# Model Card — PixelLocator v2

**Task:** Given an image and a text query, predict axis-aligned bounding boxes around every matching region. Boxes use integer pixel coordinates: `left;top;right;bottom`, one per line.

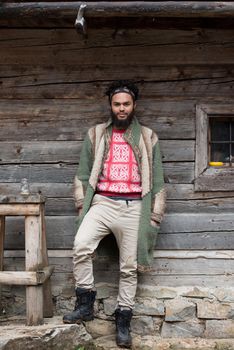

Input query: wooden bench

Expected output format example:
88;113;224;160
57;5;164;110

0;195;54;325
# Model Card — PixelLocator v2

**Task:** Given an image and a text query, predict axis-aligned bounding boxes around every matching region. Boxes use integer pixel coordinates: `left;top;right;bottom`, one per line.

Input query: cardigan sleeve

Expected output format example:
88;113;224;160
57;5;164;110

74;131;93;209
151;140;166;223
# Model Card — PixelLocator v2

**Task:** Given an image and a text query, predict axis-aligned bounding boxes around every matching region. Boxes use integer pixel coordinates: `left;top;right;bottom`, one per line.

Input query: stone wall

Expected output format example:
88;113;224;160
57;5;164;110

56;283;234;340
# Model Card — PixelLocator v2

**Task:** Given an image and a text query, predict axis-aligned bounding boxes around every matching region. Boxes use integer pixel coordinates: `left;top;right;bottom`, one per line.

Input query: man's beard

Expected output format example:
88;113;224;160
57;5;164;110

111;109;135;129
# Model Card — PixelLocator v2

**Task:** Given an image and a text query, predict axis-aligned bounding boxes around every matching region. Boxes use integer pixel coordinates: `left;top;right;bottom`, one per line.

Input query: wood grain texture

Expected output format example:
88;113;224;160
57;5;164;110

1;65;234;99
25;215;43;325
1;28;234;65
3;214;234;250
0;140;194;163
0;99;195;140
1;23;234;297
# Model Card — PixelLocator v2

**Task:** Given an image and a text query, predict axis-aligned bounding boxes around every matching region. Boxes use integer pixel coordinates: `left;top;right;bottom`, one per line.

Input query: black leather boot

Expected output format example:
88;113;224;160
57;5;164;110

63;288;96;324
115;308;133;348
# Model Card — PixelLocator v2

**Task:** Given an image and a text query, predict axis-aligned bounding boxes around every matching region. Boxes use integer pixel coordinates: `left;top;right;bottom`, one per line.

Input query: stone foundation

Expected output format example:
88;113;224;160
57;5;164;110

1;283;234;347
57;283;234;340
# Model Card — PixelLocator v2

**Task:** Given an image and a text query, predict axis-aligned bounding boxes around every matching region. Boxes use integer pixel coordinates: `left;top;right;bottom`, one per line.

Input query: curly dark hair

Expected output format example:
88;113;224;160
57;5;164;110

105;80;139;103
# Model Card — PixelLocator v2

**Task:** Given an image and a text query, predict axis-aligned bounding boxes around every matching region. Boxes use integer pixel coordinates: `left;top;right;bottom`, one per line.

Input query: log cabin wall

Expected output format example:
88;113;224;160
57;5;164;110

0;12;234;322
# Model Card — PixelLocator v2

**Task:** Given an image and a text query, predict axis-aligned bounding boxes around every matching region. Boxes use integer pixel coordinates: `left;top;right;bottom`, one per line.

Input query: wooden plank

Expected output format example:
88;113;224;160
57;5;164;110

161;213;234;233
0;183;233;201
0;182;73;198
157;232;234;250
137;274;234;288
1;30;234;65
0;99;195;140
1;28;234;50
153;250;234;259
163;162;194;184
4;229;234;251
93;256;234;275
0;204;40;216
0;164;77;183
166;198;234;213
195;170;234;192
30;196;234;216
0;141;81;164
166;184;234;200
0;216;5;303
0;271;38;285
195;104;208;179
4;253;234;276
5;216;77;250
40;205;53;317
0;140;194;163
0;162;193;184
4;214;234;250
3;255;234;294
8;212;234;234
1;2;234;21
25;215;43;325
1;65;234;100
0;217;5;271
5;249;234;260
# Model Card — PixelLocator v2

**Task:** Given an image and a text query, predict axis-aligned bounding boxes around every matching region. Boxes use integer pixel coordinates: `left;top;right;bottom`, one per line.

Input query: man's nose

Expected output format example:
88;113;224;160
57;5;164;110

120;104;125;111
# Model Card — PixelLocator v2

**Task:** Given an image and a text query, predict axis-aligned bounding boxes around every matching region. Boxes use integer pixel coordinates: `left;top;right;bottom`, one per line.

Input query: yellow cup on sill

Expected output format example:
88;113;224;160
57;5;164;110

209;161;224;166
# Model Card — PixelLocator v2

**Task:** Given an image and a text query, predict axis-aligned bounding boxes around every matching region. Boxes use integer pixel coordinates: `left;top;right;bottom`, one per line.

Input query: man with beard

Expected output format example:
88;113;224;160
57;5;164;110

63;80;166;348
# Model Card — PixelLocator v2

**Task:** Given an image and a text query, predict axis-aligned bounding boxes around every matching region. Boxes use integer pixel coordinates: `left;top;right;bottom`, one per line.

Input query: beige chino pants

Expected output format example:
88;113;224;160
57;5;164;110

73;194;142;308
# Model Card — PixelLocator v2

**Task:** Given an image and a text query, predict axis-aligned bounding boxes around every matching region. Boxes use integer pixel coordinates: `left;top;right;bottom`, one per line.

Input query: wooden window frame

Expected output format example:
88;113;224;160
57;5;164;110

195;104;234;192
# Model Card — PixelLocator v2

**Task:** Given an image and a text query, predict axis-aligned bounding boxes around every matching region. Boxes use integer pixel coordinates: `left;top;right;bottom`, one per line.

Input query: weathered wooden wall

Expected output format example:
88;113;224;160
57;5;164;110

0;24;234;300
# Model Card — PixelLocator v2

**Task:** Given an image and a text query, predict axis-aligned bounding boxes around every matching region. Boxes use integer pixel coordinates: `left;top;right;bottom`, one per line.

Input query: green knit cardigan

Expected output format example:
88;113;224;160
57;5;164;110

74;117;166;272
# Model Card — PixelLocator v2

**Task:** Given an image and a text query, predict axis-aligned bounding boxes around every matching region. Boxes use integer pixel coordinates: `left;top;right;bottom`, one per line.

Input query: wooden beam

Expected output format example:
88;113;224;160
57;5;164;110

0;204;40;216
4;249;234;260
0;267;53;285
0;217;5;271
1;2;234;20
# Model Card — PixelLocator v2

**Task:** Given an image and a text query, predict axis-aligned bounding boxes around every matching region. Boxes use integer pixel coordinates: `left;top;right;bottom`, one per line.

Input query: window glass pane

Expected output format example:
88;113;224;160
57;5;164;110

232;122;234;141
232;144;234;163
210;143;230;163
210;119;230;141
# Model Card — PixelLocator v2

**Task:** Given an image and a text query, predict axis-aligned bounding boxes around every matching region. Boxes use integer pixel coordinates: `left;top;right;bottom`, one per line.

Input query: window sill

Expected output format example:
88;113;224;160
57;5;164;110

195;167;234;191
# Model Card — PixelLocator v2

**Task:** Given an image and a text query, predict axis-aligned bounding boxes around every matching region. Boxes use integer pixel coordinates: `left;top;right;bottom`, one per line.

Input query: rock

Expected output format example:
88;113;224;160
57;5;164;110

131;316;155;335
134;298;165;316
161;320;205;338
94;335;234;350
182;287;212;299
137;285;177;299
205;320;234;338
0;316;92;350
213;288;234;303
96;283;118;300
165;298;196;322
153;317;163;334
103;298;116;316
197;300;233;319
85;318;115;339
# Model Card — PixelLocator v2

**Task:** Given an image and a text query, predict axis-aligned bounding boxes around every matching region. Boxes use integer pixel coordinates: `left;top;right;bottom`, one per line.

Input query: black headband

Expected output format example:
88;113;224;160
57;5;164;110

110;87;136;100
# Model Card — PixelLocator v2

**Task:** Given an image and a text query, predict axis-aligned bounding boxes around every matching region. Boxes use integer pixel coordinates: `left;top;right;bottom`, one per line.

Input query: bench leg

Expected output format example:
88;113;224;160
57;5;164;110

40;206;53;318
26;285;43;326
0;216;5;308
25;215;43;325
0;216;5;271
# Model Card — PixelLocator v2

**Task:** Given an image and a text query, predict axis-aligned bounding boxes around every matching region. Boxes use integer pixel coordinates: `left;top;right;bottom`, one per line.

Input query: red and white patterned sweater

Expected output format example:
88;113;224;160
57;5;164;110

96;129;142;198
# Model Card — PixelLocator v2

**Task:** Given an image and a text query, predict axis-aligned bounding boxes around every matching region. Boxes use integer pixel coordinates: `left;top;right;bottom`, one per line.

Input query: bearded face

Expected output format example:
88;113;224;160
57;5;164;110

110;92;136;129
